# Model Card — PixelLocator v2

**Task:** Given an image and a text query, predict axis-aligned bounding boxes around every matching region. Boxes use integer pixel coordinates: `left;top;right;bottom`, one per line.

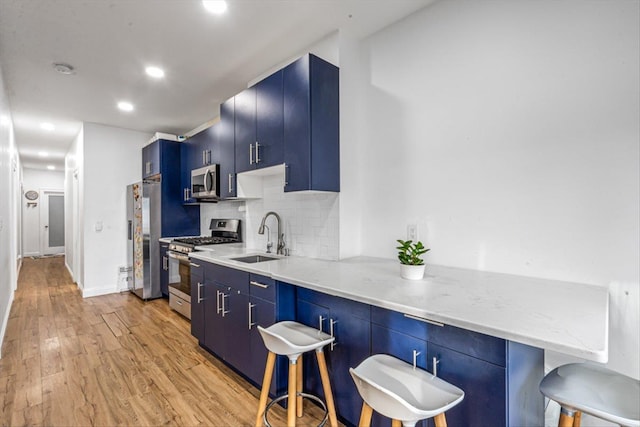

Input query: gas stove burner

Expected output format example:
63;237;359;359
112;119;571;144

169;219;241;254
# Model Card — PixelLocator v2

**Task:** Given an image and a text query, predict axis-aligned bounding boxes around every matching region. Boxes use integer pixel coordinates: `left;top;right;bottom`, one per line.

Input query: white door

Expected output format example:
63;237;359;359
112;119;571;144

41;190;65;255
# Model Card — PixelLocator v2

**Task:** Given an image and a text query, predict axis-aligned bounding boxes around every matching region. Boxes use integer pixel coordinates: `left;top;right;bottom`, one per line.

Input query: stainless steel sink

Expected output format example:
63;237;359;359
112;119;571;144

231;255;280;264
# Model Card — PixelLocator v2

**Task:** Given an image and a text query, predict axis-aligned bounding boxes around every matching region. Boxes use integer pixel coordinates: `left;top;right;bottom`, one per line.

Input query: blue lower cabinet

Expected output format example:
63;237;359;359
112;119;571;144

426;343;505;427
296;288;371;427
371;306;544;427
159;243;169;297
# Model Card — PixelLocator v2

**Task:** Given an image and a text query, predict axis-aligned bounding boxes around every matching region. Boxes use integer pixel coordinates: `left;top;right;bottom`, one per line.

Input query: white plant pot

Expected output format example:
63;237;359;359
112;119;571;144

400;264;425;280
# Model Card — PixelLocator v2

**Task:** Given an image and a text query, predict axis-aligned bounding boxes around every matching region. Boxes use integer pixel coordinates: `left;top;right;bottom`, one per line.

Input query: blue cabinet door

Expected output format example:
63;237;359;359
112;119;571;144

203;281;227;358
255;70;284;169
427;343;506;427
234;86;256;173
142;140;161;178
190;262;205;342
283;54;339;192
218;97;236;198
224;289;251;371
248;296;277;394
296;289;370;427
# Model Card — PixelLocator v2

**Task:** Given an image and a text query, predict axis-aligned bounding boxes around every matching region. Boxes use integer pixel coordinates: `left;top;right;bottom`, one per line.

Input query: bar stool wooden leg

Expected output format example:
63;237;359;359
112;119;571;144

296;354;304;418
558;408;575;427
316;349;338;427
288;359;297;427
434;413;448;427
573;411;582;427
391;419;402;427
358;402;373;427
255;351;276;427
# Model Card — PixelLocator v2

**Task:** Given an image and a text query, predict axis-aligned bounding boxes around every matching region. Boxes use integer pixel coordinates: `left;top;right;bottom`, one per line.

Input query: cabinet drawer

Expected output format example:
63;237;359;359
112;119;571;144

249;274;276;301
206;263;249;293
430;324;506;367
372;306;506;366
297;287;370;320
169;293;191;320
371;306;430;340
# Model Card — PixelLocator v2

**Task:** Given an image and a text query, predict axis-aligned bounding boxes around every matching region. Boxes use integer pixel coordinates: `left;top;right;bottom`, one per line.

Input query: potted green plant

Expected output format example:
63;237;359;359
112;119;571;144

396;239;430;280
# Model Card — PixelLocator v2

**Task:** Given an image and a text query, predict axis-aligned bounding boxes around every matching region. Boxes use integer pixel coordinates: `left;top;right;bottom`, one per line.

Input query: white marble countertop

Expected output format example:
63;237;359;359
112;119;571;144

189;244;609;363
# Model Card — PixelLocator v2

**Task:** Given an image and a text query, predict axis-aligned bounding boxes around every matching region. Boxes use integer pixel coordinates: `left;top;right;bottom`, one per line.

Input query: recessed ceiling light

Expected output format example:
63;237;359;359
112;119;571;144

40;122;55;131
117;101;134;112
47;165;56;170
52;62;75;75
202;0;227;14
145;66;165;79
38;151;49;157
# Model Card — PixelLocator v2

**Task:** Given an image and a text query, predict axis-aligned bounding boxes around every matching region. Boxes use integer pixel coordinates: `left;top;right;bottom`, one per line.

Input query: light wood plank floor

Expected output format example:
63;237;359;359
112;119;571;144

0;257;327;426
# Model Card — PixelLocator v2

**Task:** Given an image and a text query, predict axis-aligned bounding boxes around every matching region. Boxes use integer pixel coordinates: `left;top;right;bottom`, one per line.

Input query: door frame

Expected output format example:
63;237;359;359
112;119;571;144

40;188;65;255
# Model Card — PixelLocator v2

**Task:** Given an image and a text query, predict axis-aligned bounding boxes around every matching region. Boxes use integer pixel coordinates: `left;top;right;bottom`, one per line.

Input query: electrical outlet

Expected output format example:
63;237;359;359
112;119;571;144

407;224;417;241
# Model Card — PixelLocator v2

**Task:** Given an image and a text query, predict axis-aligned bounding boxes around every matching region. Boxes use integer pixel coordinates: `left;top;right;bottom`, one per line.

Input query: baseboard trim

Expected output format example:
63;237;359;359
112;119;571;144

0;291;15;359
82;286;120;298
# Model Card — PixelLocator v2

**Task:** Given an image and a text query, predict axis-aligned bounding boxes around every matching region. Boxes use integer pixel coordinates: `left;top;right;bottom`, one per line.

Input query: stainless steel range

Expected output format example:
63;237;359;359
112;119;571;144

167;219;241;319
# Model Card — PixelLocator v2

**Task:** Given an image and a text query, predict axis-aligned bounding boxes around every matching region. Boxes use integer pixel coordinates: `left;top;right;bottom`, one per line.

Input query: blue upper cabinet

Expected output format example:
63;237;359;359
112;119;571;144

217;97;236;198
283;54;340;192
180;125;217;203
235;70;284;173
143;138;200;236
142;140;161;179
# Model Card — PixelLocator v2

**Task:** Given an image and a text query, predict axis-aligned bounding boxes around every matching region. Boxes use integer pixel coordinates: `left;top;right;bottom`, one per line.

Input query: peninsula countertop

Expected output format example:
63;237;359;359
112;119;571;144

189;245;609;363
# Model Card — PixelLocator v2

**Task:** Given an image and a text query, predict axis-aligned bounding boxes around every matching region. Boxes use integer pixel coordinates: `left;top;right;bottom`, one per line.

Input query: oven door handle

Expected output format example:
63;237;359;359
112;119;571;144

167;251;190;262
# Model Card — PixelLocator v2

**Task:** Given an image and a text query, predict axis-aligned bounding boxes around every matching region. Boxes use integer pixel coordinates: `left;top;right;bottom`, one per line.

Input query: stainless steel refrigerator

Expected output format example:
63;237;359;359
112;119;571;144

126;179;162;300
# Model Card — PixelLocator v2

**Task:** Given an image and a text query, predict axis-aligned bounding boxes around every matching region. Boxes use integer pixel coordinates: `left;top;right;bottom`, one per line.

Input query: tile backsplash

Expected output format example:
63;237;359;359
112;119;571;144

200;174;340;260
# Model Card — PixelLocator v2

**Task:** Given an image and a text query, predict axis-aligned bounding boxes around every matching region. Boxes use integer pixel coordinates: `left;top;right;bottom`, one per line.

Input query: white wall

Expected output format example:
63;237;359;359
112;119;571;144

21;168;65;256
0;63;20;357
71;123;150;297
352;1;639;424
65;129;83;284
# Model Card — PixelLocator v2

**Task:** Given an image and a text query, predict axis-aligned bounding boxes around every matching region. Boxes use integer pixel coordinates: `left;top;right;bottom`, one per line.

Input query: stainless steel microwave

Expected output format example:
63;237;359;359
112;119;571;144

191;165;219;199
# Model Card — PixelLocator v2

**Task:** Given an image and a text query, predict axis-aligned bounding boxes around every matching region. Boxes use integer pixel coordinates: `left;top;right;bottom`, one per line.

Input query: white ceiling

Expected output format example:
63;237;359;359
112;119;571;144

0;0;433;170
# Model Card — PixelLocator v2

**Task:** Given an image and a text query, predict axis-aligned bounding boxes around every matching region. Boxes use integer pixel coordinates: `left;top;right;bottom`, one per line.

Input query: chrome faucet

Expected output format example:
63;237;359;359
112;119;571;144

258;211;286;255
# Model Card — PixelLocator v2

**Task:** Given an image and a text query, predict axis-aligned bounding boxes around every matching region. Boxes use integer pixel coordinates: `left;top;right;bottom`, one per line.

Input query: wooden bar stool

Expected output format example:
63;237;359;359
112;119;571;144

255;321;338;427
349;354;464;427
540;363;640;427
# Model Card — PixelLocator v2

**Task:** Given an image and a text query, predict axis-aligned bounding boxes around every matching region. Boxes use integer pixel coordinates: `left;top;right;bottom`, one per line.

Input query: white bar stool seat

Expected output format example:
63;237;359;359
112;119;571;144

350;354;465;427
540;363;640;427
255;321;338;427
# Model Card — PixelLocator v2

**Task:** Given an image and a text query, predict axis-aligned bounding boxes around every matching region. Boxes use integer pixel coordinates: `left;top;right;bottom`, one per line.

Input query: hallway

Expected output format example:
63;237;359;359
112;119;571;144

0;257;324;426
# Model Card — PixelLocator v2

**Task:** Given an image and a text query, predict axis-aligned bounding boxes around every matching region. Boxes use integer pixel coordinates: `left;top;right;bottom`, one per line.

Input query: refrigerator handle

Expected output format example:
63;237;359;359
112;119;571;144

128;220;132;240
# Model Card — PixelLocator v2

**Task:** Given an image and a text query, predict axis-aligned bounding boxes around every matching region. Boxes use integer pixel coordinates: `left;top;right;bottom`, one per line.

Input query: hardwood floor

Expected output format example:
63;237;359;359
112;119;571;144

0;257;327;426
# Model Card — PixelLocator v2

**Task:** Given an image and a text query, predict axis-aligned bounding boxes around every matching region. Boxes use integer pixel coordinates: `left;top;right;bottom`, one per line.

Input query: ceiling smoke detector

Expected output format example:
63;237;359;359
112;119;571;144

52;62;75;75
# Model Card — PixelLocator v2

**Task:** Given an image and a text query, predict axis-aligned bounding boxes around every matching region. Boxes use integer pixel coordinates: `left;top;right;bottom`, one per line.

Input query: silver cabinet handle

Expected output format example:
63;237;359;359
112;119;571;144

206;150;211;165
184;188;190;201
176;300;183;306
329;318;338;351
255;141;261;163
221;293;230;317
412;350;421;369
284;163;289;186
249;143;254;165
318;315;327;333
202;150;206;165
190;262;200;268
432;357;440;376
228;173;233;193
216;290;221;314
162;256;168;270
250;281;269;289
248;302;256;330
145;161;151;175
403;313;444;327
197;282;203;303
